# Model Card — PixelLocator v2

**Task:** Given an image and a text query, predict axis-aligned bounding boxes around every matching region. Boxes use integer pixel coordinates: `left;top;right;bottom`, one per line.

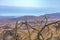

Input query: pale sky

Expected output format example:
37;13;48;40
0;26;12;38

0;0;60;16
0;0;60;7
0;0;40;7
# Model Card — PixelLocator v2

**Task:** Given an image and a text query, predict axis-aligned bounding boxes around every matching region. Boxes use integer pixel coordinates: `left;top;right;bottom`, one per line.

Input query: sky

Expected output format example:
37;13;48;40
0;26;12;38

0;0;60;16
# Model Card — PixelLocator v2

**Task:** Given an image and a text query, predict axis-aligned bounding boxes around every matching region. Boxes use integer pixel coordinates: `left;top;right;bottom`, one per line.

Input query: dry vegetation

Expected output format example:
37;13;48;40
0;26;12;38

0;16;60;40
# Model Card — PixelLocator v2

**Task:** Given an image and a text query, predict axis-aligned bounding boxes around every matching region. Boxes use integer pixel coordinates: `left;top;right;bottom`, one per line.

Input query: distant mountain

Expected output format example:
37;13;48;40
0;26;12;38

44;13;60;19
0;16;16;23
0;16;15;18
16;13;60;20
16;16;38;21
0;13;60;24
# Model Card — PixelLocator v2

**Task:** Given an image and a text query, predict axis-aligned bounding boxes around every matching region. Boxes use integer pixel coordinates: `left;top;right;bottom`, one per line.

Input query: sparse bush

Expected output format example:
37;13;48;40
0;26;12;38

1;17;60;40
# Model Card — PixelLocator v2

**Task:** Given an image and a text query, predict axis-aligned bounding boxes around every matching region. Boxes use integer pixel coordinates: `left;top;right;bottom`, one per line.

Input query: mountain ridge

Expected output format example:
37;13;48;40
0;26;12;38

0;13;60;23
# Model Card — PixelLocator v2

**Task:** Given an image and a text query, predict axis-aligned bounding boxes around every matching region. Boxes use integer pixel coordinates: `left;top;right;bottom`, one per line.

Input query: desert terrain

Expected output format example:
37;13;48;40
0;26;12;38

0;13;60;40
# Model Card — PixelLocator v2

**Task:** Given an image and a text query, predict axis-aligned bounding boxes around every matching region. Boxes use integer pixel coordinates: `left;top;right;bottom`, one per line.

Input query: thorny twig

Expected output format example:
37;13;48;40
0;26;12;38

37;21;60;40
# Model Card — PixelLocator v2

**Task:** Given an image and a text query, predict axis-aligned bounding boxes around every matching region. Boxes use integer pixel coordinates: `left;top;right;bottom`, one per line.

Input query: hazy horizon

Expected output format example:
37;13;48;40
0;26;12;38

0;0;60;16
